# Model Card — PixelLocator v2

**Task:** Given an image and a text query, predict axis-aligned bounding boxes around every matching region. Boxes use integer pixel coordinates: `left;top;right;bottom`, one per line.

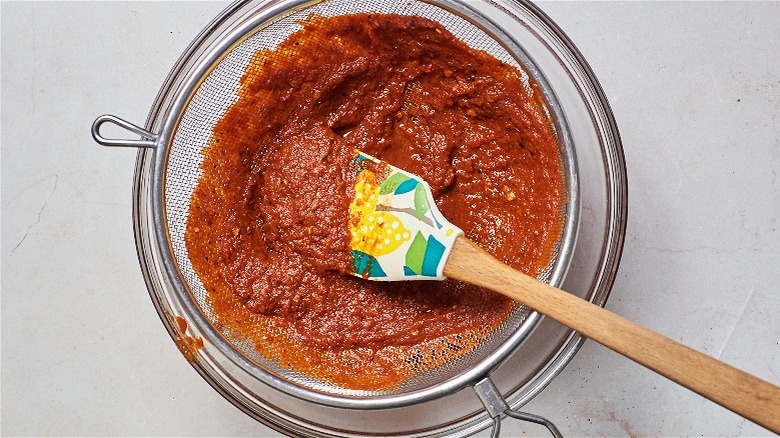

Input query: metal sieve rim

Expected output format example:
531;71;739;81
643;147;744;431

144;0;578;410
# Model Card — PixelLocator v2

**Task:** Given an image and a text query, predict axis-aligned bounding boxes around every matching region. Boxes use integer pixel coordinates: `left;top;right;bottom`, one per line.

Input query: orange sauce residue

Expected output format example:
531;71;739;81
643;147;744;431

174;315;204;363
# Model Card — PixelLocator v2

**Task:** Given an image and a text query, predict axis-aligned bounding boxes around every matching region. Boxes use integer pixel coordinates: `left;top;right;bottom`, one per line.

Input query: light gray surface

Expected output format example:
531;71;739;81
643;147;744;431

1;1;778;436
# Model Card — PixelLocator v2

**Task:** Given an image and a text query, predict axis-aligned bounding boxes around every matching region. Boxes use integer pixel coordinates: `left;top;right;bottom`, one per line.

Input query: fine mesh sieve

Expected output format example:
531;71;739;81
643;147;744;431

93;0;579;435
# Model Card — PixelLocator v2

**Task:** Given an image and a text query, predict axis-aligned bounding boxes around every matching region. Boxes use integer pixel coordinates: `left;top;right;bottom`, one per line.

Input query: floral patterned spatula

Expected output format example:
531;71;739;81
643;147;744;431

348;150;461;281
347;150;780;434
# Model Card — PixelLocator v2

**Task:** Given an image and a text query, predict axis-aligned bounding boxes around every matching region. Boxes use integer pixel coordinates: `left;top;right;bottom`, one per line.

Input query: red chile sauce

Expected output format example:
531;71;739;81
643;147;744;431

185;13;562;390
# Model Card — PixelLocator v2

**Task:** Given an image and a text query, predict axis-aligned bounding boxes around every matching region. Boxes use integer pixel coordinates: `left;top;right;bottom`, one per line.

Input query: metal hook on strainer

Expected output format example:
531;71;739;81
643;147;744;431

92;0;581;436
474;377;562;438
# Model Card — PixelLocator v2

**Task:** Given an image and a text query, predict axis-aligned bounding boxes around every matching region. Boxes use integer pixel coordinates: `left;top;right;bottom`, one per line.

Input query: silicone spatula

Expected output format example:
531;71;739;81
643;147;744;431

347;150;780;434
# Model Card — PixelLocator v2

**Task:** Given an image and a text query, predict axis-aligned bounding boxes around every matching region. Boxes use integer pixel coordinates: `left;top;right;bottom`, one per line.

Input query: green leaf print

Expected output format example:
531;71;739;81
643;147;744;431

378;172;411;195
413;183;431;221
404;231;427;275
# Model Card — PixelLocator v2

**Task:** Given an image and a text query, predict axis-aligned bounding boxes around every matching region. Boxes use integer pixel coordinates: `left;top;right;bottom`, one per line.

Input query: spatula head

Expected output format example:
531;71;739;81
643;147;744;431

349;151;463;281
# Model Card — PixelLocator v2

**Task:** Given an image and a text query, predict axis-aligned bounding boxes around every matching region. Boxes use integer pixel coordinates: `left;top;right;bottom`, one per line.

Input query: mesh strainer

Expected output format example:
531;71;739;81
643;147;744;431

92;0;581;436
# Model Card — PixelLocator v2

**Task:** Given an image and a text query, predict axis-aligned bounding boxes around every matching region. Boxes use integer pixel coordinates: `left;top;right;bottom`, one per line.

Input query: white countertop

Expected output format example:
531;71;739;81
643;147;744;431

2;1;778;436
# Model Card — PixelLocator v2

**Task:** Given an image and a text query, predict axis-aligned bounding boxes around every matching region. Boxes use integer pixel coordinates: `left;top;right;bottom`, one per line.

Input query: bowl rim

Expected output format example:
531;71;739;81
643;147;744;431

129;0;627;434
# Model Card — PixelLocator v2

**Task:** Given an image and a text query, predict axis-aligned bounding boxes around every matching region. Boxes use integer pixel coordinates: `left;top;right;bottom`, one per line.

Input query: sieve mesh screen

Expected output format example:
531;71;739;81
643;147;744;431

163;0;566;398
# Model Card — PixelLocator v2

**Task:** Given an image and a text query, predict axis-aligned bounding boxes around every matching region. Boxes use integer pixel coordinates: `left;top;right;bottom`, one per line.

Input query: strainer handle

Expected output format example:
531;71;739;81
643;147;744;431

92;114;158;149
474;377;562;438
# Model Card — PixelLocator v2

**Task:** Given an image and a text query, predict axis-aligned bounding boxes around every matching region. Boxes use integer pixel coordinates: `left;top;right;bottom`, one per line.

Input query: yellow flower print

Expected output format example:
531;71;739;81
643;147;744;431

349;169;411;257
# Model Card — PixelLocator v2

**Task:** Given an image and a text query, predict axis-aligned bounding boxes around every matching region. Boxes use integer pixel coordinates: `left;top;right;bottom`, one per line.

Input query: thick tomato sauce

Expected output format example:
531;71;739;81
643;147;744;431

185;13;562;390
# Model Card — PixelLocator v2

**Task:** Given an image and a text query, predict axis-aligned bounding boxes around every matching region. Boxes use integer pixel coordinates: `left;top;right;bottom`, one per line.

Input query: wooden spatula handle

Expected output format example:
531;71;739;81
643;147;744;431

444;237;780;434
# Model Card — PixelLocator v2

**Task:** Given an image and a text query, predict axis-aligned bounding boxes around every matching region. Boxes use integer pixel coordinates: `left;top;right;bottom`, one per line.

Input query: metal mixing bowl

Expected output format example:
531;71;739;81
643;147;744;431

93;0;626;435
